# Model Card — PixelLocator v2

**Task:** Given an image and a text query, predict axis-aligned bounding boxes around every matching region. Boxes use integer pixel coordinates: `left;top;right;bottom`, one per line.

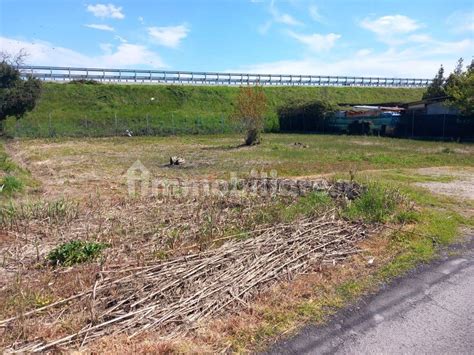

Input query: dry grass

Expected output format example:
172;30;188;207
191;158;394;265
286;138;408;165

6;134;474;200
1;134;472;352
3;214;371;352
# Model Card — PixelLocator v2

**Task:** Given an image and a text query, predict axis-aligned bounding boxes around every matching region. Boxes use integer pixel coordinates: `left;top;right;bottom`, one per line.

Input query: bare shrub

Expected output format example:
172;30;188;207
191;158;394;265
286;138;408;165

233;86;268;145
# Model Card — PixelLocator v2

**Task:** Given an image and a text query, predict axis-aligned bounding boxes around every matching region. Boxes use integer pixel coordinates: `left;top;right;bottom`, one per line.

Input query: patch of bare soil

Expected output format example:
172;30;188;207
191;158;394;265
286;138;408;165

352;140;384;147
416;167;474;201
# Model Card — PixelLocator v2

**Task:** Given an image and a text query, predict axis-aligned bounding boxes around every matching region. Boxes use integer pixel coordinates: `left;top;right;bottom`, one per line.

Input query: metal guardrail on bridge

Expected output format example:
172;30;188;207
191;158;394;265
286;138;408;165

19;65;432;88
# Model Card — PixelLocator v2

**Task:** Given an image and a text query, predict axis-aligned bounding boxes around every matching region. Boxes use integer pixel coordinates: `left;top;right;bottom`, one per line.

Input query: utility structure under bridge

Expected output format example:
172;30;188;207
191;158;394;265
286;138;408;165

19;65;433;88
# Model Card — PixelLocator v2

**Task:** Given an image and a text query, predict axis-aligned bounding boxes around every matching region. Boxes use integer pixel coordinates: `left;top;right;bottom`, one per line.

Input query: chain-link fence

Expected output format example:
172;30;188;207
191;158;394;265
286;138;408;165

396;113;474;140
3;112;249;138
4;110;473;141
279;112;474;140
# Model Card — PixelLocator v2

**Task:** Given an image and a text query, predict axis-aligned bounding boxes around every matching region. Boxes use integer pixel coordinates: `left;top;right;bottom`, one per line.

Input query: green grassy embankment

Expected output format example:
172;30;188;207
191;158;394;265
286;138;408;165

3;83;425;137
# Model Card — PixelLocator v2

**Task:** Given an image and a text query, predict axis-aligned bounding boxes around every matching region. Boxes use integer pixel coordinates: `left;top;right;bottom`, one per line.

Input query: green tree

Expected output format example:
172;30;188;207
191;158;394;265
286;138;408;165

233;86;268;145
445;58;463;91
0;51;42;122
446;59;474;116
423;65;446;100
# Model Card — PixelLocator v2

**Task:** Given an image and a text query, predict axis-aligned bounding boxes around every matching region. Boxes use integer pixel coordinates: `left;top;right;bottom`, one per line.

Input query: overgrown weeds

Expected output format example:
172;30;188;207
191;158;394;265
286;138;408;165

0;141;31;198
0;198;79;226
343;183;403;223
47;240;108;266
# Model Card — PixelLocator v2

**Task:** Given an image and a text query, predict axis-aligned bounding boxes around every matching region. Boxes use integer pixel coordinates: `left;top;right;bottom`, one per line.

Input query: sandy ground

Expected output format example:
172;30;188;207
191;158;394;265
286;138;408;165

416;167;474;201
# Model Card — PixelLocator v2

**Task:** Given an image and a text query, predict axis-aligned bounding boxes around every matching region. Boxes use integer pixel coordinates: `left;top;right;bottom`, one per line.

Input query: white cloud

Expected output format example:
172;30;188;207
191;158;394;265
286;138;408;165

277;13;302;26
446;11;474;33
288;31;341;52
229;38;474;78
269;0;302;26
229;57;438;78
86;3;124;19
308;5;323;23
0;36;165;68
148;25;189;48
114;35;127;43
257;0;302;35
360;15;422;45
407;34;432;43
84;24;115;32
138;16;145;24
361;15;421;35
423;38;473;55
356;48;372;57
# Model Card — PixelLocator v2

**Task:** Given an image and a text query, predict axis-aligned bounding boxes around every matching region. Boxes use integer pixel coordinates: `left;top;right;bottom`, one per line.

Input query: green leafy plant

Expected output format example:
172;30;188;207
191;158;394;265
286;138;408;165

0;175;23;194
47;240;108;266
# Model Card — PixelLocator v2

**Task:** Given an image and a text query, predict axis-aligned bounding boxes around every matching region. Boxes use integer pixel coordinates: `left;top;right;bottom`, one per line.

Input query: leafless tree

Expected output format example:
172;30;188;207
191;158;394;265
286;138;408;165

233;85;268;145
0;49;29;68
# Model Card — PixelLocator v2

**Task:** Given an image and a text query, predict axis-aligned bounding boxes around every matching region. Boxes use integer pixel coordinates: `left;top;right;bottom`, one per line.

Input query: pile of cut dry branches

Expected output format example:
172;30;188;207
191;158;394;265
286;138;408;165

2;213;370;352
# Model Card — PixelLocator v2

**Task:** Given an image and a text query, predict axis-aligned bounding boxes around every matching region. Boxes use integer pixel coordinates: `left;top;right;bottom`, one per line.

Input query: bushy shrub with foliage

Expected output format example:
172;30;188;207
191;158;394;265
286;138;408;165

0;51;42;122
278;99;336;132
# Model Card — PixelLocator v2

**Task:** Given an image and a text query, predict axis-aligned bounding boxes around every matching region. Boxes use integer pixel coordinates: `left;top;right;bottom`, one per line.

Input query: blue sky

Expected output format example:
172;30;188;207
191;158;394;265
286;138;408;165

0;0;473;77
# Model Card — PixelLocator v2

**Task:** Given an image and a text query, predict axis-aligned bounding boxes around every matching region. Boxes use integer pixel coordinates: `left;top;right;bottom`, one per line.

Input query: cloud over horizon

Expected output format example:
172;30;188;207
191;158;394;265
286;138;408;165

147;25;189;48
84;24;115;32
86;3;125;19
0;36;165;68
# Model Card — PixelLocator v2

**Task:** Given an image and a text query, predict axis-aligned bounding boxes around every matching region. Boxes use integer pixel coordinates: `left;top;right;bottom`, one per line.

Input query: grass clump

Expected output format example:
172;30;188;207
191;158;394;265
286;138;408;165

47;240;108;266
395;210;420;224
283;192;334;221
0;175;23;195
344;183;400;223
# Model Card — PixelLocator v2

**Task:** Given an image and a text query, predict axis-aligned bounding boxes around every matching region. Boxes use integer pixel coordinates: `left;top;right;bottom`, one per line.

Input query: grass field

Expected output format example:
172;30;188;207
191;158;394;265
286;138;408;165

5;134;472;198
3;83;425;137
1;133;473;352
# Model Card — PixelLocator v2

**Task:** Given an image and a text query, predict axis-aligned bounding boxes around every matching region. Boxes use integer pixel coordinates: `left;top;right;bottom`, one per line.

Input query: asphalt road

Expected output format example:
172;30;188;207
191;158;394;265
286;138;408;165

267;236;474;355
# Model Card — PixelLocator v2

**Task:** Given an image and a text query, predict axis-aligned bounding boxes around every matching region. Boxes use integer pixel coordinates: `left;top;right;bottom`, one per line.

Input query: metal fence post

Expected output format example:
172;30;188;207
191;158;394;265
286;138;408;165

48;112;52;137
442;114;446;140
114;112;118;136
171;113;175;135
85;116;89;137
146;113;150;136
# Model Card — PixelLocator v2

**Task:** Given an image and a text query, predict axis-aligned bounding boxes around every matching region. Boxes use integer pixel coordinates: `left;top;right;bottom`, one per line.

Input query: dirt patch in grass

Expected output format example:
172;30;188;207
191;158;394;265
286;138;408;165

415;167;474;201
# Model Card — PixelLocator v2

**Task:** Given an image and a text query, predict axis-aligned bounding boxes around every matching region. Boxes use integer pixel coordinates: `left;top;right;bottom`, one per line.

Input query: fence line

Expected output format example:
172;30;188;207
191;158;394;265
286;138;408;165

4;111;473;140
3;112;246;138
19;65;432;88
